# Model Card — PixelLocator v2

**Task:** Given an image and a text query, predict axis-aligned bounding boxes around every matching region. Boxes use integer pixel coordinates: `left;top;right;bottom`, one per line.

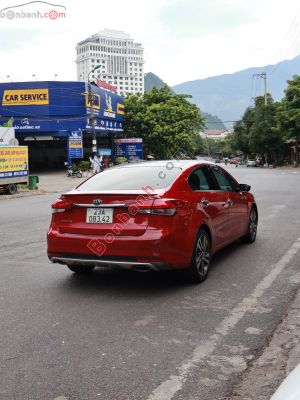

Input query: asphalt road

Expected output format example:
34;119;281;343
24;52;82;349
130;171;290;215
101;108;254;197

1;165;300;400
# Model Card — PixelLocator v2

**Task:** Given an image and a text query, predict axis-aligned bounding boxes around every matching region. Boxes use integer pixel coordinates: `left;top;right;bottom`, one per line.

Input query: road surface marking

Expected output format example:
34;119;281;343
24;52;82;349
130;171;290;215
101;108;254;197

260;204;286;221
135;315;156;326
147;236;300;400
245;327;262;335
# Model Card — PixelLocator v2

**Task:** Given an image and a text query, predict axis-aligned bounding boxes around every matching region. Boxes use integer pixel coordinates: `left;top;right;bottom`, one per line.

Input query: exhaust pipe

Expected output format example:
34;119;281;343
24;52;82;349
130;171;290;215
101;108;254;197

50;257;159;272
132;265;152;273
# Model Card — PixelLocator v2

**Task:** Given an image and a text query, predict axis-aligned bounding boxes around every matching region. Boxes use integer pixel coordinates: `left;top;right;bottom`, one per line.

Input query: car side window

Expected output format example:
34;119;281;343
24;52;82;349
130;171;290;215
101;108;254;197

188;167;213;191
210;167;235;192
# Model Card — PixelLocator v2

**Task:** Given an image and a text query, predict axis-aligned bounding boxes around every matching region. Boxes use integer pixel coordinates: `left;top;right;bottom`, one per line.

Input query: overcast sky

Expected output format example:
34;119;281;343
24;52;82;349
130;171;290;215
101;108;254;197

0;0;300;86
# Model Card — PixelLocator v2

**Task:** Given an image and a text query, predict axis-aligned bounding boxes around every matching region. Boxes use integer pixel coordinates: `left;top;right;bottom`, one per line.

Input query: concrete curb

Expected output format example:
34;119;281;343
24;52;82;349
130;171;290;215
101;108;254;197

225;284;300;400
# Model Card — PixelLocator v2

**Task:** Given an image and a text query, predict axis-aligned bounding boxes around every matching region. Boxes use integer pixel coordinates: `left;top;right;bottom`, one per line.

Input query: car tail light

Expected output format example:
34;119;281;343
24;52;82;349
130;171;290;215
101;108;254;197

135;199;185;216
51;198;73;213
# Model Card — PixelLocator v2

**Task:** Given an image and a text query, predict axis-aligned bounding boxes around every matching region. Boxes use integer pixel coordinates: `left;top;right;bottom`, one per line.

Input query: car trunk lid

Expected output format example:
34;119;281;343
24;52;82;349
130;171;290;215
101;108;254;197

55;191;161;236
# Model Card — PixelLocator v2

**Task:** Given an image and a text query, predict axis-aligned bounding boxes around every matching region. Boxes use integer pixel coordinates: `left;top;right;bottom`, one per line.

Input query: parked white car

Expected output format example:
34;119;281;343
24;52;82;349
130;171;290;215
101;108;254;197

246;159;256;167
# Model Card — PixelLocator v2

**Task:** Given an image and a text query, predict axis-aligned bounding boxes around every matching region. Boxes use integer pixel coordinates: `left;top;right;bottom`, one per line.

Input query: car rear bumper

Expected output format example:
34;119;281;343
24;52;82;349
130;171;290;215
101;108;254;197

47;227;192;270
49;254;169;272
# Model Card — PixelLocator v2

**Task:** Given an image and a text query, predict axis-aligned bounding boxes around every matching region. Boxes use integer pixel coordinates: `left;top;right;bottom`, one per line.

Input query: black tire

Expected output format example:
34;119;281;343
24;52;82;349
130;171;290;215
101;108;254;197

67;265;95;274
187;229;211;283
241;207;258;244
6;184;17;195
76;171;83;178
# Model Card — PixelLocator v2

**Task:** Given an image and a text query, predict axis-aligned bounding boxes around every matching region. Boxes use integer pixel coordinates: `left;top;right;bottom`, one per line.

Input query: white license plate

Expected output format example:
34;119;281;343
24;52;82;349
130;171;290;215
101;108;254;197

86;208;113;224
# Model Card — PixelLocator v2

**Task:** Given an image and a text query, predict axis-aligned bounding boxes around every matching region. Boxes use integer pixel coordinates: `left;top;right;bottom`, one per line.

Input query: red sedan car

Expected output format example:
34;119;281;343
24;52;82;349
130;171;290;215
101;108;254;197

47;160;258;283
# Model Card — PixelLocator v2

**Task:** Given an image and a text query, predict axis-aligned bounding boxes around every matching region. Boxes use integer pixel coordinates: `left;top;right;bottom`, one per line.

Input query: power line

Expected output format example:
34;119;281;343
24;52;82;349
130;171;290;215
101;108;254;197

266;6;300;75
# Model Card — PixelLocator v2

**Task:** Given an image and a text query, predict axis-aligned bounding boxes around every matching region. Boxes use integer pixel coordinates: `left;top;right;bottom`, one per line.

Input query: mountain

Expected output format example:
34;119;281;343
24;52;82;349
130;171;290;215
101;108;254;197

202;112;226;130
144;72;226;130
144;72;171;92
172;55;300;126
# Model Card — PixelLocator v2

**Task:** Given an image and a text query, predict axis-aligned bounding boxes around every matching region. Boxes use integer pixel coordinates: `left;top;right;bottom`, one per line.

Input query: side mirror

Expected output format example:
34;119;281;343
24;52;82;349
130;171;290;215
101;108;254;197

237;183;251;192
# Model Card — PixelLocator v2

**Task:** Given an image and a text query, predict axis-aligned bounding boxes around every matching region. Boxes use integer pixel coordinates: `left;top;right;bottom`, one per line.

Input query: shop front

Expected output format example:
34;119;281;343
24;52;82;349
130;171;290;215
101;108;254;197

0;81;124;170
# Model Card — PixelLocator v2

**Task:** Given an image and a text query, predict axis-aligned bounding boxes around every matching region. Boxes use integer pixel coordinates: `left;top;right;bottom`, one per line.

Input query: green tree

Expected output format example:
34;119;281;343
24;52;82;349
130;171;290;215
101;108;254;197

231;95;282;163
202;138;226;157
230;106;255;156
277;75;300;165
249;95;282;163
124;86;205;159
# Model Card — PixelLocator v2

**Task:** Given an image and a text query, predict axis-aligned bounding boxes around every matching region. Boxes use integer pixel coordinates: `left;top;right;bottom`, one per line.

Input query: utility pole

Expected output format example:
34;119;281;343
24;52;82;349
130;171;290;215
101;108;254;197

88;81;97;154
88;65;101;154
253;72;267;106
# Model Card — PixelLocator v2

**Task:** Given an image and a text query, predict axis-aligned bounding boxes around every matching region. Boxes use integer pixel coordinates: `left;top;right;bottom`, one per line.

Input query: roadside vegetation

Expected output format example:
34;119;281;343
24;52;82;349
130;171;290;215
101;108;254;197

124;75;300;165
124;86;205;159
228;75;300;165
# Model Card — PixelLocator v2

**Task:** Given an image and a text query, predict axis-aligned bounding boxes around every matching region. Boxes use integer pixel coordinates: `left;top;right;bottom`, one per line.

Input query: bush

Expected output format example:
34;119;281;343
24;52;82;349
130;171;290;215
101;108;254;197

78;161;91;171
115;157;128;164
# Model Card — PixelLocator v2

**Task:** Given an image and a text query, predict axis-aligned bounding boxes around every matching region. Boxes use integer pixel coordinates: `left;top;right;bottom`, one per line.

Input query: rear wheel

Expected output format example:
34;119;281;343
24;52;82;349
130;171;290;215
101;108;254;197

187;229;211;283
67;265;95;274
241;207;258;244
6;184;17;195
76;171;82;178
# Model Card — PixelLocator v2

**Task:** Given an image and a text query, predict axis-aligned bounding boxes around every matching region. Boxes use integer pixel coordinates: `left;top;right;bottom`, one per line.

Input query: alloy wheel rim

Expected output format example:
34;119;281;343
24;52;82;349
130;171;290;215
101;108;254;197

249;210;257;239
196;234;210;277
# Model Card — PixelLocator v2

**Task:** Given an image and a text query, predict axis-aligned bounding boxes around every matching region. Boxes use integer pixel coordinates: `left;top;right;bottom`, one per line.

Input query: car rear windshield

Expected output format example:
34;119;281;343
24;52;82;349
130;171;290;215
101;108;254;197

77;166;182;191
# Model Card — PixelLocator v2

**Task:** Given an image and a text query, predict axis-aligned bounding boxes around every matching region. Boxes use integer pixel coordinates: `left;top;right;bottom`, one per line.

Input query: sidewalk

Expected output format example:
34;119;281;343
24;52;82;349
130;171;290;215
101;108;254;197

38;170;90;193
0;170;89;200
227;283;300;400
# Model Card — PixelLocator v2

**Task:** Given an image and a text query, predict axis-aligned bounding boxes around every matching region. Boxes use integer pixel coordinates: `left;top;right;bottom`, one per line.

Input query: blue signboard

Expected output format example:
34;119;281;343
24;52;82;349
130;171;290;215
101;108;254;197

98;148;112;156
68;131;83;159
114;138;143;162
0;81;124;136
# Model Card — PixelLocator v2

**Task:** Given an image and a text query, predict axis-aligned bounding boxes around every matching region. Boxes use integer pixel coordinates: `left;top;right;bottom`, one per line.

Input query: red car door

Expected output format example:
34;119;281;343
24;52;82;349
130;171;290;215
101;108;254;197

186;166;232;251
210;166;248;240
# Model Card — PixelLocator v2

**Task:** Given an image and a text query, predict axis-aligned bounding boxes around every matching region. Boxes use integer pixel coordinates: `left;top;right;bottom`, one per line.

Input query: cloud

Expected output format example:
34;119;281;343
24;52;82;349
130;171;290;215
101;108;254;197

0;0;300;86
157;0;257;38
0;28;41;50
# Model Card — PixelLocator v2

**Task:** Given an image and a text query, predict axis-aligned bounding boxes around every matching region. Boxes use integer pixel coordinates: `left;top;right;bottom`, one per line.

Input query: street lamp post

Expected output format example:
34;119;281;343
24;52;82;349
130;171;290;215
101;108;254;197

88;65;101;154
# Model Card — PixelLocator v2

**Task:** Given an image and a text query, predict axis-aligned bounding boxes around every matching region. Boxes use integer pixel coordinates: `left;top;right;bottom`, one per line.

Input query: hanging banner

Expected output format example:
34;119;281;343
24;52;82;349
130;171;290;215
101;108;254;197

0;146;29;179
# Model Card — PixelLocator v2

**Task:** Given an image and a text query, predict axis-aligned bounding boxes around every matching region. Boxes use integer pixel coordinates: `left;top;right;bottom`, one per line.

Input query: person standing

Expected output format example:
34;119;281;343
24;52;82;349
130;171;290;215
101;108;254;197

89;154;101;174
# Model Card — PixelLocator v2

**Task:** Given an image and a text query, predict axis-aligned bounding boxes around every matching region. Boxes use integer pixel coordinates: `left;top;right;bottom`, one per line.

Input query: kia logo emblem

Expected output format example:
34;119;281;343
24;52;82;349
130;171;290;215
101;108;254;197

92;199;102;206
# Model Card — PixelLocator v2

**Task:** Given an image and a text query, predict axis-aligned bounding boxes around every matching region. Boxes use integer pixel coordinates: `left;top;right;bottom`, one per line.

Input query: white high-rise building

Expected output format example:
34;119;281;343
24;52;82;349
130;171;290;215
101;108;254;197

76;29;144;96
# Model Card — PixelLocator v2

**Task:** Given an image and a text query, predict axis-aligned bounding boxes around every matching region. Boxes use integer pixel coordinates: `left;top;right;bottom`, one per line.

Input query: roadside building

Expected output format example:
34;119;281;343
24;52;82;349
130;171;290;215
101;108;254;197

284;138;300;166
76;29;144;96
0;81;124;170
201;130;231;140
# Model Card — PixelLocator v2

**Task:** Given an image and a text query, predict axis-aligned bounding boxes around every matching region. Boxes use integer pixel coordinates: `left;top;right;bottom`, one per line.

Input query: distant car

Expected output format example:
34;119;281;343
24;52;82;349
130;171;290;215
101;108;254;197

246;159;256;167
47;160;258;284
214;158;221;164
229;158;237;164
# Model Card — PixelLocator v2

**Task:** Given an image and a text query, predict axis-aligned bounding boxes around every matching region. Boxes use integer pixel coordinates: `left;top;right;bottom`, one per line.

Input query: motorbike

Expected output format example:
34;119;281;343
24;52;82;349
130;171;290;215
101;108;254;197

66;166;82;178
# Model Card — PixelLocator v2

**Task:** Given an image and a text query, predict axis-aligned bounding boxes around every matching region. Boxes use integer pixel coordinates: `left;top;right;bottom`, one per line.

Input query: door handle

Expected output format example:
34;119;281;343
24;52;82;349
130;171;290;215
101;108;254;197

201;199;209;207
223;199;233;207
